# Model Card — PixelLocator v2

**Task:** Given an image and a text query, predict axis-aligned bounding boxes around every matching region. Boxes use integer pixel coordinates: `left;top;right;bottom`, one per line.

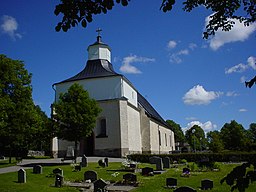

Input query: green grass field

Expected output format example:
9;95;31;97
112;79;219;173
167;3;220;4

0;162;256;192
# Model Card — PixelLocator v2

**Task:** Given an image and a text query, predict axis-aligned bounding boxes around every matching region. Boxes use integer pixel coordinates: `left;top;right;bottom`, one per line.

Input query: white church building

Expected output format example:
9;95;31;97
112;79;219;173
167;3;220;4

52;33;175;158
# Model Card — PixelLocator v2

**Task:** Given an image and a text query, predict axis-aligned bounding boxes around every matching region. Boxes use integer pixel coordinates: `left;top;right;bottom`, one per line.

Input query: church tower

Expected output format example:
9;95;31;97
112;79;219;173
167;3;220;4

87;28;111;62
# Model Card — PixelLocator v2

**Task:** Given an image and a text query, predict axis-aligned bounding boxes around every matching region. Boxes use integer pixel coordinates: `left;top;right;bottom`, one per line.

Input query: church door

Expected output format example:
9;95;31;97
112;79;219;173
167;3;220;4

81;132;95;156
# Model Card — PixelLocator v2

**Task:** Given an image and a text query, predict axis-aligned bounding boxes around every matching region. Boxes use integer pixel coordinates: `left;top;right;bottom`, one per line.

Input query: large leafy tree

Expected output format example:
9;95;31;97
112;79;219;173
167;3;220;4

185;125;206;151
220;120;247;151
166;119;185;143
0;55;45;162
207;130;224;152
52;83;101;161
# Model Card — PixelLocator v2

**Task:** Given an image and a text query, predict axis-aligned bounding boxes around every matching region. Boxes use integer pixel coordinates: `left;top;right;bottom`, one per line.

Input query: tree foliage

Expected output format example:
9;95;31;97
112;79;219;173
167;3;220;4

52;83;101;160
0;55;50;162
166;119;185;143
220;120;247;151
207;130;224;152
185;125;206;151
55;0;256;39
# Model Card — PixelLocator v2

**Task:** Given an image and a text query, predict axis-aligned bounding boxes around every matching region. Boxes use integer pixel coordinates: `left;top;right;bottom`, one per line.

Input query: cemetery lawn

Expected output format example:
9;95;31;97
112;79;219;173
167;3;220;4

0;162;256;192
0;158;18;168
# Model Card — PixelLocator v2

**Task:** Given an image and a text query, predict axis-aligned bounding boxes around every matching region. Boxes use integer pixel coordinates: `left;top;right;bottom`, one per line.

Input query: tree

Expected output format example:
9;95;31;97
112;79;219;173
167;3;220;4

248;123;256;143
0;55;40;162
54;0;256;39
52;83;101;161
220;120;247;151
185;125;206;152
207;130;224;152
166;119;185;143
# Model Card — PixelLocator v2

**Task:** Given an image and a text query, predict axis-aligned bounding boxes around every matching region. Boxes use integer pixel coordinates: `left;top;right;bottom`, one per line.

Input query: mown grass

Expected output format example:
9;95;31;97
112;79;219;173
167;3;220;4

0;158;18;168
0;162;256;192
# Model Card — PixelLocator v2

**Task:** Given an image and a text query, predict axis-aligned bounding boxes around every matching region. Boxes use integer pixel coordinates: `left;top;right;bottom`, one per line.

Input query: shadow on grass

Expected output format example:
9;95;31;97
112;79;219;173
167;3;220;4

21;162;70;167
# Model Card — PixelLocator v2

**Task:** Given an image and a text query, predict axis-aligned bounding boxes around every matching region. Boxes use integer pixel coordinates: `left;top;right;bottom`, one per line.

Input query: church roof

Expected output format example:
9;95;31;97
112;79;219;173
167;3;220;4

137;92;169;128
54;59;120;85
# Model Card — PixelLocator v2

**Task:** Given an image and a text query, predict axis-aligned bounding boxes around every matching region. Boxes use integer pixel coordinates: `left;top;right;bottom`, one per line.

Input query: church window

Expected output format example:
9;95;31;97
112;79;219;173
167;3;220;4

165;133;167;146
158;130;161;146
96;118;107;138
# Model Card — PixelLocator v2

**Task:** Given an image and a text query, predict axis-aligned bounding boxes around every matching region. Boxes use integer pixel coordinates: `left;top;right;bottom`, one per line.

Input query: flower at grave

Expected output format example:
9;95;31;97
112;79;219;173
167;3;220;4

111;172;119;177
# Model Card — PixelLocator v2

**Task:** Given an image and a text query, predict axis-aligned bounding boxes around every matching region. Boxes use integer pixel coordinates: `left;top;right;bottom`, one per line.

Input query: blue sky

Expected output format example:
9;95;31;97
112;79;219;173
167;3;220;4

1;1;256;133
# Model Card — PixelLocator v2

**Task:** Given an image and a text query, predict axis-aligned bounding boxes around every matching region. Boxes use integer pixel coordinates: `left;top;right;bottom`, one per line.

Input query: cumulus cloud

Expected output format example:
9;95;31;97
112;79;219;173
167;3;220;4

183;120;217;133
183;85;222;105
225;56;256;74
167;40;177;49
226;91;239;97
120;55;155;74
204;15;256;50
169;49;189;63
239;108;247;112
1;15;22;40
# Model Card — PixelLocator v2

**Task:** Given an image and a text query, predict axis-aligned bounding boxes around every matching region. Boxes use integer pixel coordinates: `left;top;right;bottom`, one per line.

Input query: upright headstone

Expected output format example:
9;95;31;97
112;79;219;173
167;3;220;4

53;168;63;176
201;179;213;190
123;173;137;183
142;167;154;176
149;156;163;171
174;186;197;192
18;169;26;183
94;179;108;192
163;157;170;169
104;157;109;167
166;177;177;188
81;155;88;167
33;165;43;174
55;174;64;187
84;170;98;182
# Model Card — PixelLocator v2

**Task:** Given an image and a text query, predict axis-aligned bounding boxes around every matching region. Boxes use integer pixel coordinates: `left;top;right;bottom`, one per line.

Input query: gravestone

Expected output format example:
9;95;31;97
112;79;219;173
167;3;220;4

33;165;43;174
149;156;163;171
201;179;213;190
81;155;88;167
129;163;136;169
94;179;108;192
174;186;197;192
53;168;63;176
18;169;26;183
142;167;154;176
104;157;109;167
55;174;64;187
75;165;81;171
123;173;137;183
163;157;170;169
84;170;98;182
166;177;177;188
98;159;106;167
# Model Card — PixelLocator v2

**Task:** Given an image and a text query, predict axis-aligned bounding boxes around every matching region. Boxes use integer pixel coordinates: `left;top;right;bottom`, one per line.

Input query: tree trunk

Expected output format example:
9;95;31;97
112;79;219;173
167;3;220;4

9;149;12;164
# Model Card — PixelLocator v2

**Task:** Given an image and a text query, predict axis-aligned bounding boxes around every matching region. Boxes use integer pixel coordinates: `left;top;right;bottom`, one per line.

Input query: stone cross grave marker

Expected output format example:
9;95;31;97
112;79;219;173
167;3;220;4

18;169;26;183
94;179;108;192
84;170;98;182
33;165;43;174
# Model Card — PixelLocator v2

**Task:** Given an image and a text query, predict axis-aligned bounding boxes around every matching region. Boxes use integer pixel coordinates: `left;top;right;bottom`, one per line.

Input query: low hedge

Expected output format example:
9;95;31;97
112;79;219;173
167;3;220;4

127;152;256;163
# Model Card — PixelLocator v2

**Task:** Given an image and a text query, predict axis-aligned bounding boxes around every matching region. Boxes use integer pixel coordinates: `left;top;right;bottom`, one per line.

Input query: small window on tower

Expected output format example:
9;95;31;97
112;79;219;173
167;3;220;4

96;118;107;138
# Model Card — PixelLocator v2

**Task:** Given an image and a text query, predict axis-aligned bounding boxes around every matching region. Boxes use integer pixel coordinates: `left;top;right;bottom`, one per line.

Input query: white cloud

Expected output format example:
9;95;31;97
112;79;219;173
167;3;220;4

226;91;239;97
240;76;246;83
204;15;256;50
183;120;217;134
225;56;256;74
169;49;189;63
120;55;155;74
1;15;22;40
185;117;198;121
239;108;247;112
183;85;222;105
167;40;177;49
189;43;197;50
